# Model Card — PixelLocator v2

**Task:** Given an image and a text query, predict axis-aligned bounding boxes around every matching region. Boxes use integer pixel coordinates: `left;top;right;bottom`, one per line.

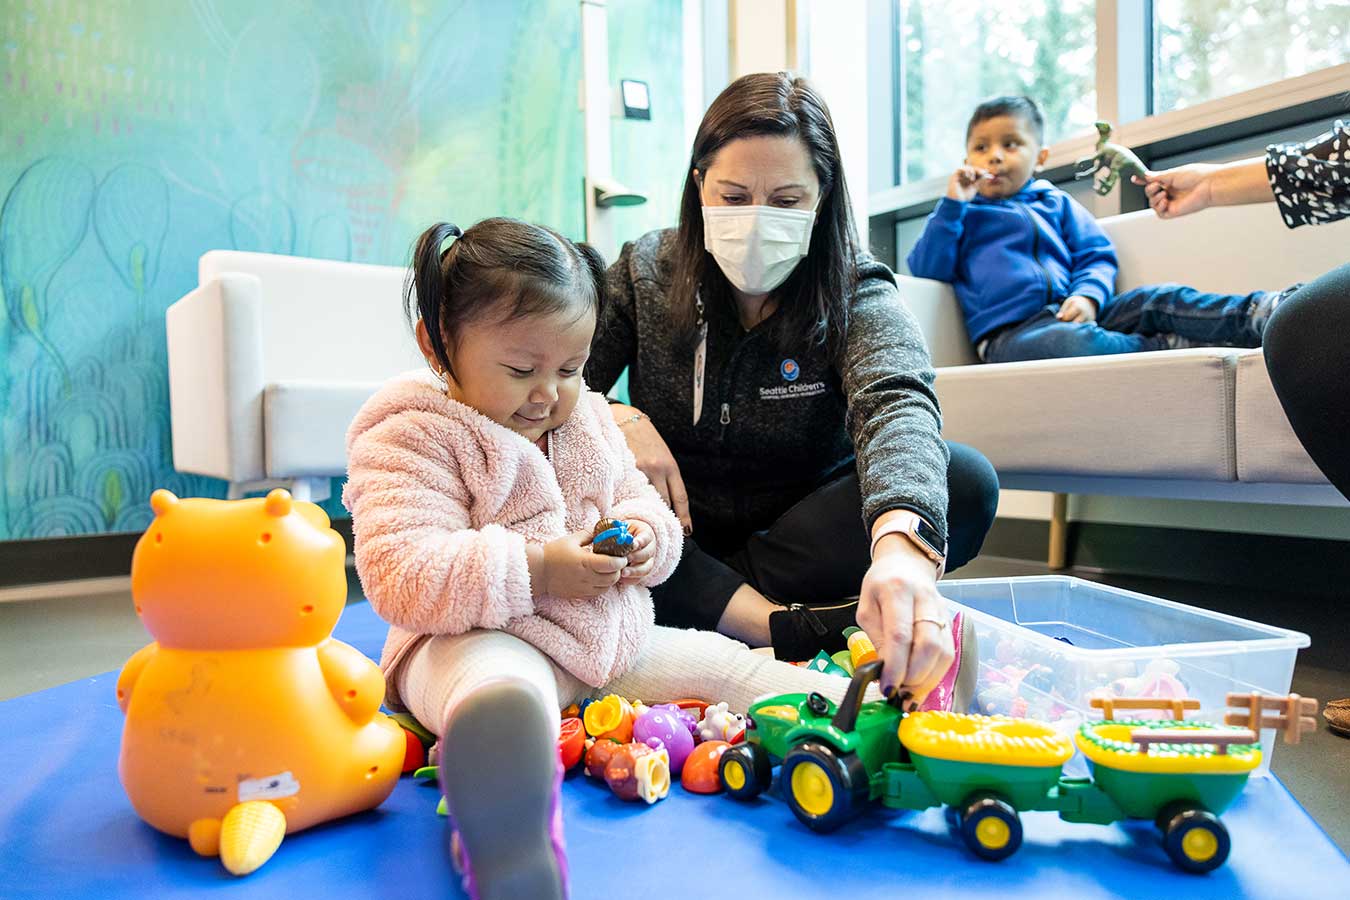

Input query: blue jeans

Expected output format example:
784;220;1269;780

981;283;1272;363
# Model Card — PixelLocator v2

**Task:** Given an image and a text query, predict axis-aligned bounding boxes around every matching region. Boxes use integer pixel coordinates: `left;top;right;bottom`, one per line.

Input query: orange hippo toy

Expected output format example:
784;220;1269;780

116;488;405;875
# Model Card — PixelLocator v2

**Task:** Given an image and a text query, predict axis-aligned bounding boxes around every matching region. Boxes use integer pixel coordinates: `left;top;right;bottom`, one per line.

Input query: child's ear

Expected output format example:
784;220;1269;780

1035;147;1050;169
414;319;444;375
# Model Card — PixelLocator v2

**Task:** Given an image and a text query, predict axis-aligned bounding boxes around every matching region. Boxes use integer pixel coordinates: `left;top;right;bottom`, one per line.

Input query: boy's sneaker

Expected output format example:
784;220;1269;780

1250;283;1304;339
440;679;568;900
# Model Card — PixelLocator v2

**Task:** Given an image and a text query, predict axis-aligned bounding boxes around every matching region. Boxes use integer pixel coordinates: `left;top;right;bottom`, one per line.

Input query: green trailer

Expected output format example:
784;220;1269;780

719;660;1270;873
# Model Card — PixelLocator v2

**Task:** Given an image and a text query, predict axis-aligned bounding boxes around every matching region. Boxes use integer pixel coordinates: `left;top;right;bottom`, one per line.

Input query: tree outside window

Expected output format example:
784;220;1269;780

1154;0;1350;113
897;0;1097;184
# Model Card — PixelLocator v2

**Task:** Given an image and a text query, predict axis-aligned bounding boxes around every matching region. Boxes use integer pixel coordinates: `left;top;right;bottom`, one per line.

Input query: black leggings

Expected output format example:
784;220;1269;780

1263;262;1350;500
651;442;1000;630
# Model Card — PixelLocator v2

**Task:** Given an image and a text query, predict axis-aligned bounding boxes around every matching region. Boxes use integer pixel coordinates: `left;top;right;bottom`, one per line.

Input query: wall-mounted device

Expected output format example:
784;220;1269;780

619;78;651;120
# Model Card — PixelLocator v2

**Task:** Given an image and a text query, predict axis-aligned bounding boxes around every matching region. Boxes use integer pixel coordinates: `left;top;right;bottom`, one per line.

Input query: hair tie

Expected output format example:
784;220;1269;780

438;223;463;257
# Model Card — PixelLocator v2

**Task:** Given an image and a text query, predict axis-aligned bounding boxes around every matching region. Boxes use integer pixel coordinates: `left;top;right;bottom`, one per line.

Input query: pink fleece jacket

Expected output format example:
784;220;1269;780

343;370;683;699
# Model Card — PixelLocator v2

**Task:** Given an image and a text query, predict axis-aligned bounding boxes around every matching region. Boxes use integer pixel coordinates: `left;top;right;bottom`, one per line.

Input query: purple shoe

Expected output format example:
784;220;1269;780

440;679;569;900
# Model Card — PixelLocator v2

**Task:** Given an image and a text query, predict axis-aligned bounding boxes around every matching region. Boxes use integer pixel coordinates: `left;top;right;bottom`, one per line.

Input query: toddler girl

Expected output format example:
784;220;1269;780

344;218;879;900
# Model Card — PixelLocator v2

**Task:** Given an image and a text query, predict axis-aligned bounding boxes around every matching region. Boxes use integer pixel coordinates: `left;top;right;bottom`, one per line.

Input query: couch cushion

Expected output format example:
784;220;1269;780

1233;350;1328;484
935;349;1237;480
200;250;425;385
263;380;383;478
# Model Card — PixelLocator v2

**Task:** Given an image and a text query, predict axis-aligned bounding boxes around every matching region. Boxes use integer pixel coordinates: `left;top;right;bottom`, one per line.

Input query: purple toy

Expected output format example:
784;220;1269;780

632;706;695;774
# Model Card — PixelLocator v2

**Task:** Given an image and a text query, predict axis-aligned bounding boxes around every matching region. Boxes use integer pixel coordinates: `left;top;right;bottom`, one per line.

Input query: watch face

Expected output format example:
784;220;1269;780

914;518;945;557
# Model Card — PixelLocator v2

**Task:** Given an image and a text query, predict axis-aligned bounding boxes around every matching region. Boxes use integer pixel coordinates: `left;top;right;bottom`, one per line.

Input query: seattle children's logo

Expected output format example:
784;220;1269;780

780;358;800;382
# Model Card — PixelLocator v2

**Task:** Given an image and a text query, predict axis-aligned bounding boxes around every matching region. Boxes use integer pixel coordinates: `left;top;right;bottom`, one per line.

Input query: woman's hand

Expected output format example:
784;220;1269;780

856;538;954;704
617;519;656;585
1132;164;1218;219
610;404;693;534
526;531;626;599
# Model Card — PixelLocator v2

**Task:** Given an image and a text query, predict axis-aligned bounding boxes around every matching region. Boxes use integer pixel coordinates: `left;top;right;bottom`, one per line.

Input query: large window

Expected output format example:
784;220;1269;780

1153;0;1350;113
896;0;1097;184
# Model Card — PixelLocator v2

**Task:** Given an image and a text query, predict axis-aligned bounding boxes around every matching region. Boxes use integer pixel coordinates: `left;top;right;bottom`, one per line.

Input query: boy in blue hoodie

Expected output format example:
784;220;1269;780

907;96;1293;363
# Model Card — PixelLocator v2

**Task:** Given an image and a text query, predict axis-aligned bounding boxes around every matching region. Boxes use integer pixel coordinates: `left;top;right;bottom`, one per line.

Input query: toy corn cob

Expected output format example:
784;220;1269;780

218;801;287;876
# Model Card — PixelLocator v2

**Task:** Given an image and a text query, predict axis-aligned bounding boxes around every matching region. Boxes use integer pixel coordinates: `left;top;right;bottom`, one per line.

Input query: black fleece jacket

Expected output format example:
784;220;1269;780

585;228;950;544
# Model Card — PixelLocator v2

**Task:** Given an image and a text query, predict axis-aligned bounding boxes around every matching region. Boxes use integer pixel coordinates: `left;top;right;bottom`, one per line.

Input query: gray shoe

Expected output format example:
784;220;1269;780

440;679;568;900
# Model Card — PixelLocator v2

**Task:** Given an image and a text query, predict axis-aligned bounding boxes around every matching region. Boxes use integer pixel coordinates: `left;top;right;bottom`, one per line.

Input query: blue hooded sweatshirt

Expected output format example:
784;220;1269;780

906;178;1119;342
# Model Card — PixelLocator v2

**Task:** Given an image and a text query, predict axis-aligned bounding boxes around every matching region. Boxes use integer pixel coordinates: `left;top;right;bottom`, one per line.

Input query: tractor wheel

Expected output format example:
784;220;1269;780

959;792;1023;861
1162;806;1230;874
719;742;771;800
780;741;869;833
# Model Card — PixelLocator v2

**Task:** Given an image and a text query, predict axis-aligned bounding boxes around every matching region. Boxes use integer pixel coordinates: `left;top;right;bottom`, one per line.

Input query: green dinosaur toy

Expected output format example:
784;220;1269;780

1075;121;1147;196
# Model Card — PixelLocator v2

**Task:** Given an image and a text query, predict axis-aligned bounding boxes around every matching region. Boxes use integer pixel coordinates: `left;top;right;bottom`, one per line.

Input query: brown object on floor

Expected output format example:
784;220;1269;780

1090;696;1201;721
1224;692;1319;745
1323;698;1349;738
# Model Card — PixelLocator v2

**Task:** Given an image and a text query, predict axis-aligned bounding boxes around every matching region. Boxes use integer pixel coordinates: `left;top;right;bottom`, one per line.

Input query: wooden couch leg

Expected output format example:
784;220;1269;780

1048;493;1069;570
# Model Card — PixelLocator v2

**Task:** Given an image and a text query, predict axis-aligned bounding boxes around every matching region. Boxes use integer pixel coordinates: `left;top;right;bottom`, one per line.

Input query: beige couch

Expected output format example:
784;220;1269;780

897;203;1348;508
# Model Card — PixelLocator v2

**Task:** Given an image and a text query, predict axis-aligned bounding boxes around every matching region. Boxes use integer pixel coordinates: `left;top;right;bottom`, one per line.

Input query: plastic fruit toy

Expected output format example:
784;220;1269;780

559;718;586;770
681;741;731;793
400;728;426;773
604;742;670;803
116;489;404;875
584;694;636;742
585;739;623;779
633;706;696;773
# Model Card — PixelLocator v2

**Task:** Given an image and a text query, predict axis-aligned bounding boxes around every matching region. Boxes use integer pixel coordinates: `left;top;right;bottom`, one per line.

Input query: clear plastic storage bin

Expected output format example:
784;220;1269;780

941;575;1309;775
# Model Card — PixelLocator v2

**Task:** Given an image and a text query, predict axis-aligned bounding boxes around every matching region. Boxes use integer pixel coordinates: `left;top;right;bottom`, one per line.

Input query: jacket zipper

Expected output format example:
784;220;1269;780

787;601;857;636
1016;204;1053;306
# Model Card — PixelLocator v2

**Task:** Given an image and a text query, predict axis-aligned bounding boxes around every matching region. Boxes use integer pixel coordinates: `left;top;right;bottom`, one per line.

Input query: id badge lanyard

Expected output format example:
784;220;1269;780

692;290;707;425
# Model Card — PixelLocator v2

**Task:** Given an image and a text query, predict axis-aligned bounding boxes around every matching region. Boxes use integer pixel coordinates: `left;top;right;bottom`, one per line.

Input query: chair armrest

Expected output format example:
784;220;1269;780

895;274;979;368
165;273;266;483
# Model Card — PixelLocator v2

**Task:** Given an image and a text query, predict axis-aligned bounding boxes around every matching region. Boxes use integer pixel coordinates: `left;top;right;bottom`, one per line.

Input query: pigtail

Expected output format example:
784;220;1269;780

575;241;609;325
405;222;462;375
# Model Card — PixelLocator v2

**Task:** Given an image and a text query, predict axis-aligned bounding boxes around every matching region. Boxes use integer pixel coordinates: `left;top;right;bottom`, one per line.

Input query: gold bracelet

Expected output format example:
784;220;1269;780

618;412;645;428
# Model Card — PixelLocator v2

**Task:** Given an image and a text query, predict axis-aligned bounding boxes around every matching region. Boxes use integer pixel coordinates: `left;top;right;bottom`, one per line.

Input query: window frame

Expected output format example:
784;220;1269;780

867;0;1350;224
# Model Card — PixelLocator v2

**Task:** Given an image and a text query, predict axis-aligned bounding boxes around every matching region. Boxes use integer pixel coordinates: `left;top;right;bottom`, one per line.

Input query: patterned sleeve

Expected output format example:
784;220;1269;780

1266;120;1350;229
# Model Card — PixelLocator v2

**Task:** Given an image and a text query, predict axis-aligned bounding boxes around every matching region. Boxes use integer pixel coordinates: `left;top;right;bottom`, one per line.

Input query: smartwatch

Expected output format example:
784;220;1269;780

870;512;947;575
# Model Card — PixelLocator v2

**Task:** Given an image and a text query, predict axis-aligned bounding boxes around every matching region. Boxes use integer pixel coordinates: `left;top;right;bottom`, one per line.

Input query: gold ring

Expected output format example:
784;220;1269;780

913;617;949;630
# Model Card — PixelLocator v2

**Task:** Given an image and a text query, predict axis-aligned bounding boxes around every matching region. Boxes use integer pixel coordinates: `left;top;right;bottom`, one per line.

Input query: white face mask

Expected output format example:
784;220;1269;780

702;202;817;295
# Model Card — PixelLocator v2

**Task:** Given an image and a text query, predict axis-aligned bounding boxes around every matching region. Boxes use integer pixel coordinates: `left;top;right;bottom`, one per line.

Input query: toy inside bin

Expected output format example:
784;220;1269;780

940;576;1308;777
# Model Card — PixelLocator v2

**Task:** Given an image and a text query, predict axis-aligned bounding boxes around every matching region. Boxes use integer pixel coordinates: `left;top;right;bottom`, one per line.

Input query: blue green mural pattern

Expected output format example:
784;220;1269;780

0;0;683;539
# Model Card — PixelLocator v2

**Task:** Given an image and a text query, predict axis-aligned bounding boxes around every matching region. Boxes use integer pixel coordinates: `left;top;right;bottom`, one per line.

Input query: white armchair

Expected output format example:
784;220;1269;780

165;251;424;501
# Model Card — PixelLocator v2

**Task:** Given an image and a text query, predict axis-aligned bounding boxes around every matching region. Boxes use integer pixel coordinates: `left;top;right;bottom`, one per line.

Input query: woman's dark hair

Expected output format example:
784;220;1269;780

671;72;859;356
406;217;607;377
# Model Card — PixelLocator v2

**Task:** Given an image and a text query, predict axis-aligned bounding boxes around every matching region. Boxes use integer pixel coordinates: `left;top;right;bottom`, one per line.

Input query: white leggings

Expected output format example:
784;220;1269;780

396;625;873;739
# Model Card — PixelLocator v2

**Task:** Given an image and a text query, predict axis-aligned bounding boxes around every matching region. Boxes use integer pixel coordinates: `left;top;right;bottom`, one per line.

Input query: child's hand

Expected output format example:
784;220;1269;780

1056;296;1099;323
947;165;993;202
617;520;656;586
528;531;625;599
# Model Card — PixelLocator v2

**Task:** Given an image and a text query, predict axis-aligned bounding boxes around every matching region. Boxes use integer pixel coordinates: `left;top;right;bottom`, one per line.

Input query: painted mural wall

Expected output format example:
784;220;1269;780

0;0;683;540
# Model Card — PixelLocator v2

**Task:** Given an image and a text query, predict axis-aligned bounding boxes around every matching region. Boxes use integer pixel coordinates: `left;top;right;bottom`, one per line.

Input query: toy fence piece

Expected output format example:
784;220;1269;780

1224;692;1319;745
1091;696;1201;722
1129;728;1258;756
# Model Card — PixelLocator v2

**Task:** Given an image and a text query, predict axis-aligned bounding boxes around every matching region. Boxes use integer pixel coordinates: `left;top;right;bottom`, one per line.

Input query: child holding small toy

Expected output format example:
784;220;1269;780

345;218;886;900
906;95;1301;363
